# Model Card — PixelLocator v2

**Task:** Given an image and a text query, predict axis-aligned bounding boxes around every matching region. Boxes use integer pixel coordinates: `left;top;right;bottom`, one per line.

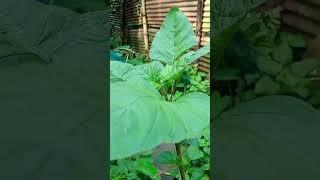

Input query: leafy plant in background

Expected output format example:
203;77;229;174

214;6;320;109
110;36;121;49
110;45;148;66
110;7;210;179
212;1;320;179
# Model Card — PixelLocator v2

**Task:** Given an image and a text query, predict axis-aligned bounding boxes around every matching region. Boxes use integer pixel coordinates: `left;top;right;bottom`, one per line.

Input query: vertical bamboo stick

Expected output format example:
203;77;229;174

196;0;205;50
120;0;125;45
141;0;150;60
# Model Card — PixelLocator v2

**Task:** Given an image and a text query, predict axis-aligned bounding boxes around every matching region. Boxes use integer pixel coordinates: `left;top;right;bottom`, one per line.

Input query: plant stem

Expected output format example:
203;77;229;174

160;87;169;101
175;143;186;180
168;81;186;180
169;80;176;101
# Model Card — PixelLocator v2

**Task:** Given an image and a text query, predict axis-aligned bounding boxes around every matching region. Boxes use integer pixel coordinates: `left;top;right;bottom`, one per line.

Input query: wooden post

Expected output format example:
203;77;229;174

119;0;125;45
196;0;205;50
141;0;150;60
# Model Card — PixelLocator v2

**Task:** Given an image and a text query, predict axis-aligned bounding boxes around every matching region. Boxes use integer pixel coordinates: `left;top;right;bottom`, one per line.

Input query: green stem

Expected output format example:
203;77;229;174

160;88;169;101
167;81;186;180
175;143;186;180
169;80;176;101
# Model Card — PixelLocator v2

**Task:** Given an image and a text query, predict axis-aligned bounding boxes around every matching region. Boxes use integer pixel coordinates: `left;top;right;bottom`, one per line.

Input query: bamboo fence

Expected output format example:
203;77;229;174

111;0;211;73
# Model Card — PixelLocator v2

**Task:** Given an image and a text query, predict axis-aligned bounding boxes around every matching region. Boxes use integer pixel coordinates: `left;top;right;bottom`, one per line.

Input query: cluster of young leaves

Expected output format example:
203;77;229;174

169;64;210;101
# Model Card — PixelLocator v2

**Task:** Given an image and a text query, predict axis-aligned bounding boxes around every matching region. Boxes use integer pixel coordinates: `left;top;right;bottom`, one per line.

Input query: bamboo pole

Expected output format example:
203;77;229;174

196;0;205;49
120;0;125;45
141;0;150;60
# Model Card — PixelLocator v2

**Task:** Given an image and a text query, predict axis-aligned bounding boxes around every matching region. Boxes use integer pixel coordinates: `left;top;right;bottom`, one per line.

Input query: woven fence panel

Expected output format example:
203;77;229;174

124;0;143;25
127;29;145;53
123;0;143;50
202;0;210;32
262;0;320;38
282;0;320;38
146;0;198;28
121;0;211;73
198;0;210;73
110;0;122;39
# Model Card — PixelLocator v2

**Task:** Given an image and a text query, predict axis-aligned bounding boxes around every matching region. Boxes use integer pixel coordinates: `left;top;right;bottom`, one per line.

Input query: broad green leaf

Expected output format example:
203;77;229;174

160;64;184;83
213;0;266;33
186;146;204;161
286;33;306;48
212;22;241;69
189;168;206;180
201;163;210;171
256;57;282;76
276;68;303;87
111;63;209;160
0;0;108;179
212;0;267;69
110;61;140;81
272;41;292;65
215;95;320;179
149;8;197;64
254;75;280;95
293;86;310;99
291;58;320;77
154;151;178;164
136;61;164;82
0;0;107;64
134;158;160;178
177;45;210;66
244;73;260;86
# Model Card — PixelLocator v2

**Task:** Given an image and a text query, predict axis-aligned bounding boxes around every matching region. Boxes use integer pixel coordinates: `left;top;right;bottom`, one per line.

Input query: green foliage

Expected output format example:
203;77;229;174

110;7;211;179
111;61;209;160
110;45;148;65
110;7;210;161
110;50;125;62
110;36;121;49
110;152;161;179
0;0;105;64
213;0;267;33
150;8;197;64
215;95;320;179
213;5;320;179
0;0;107;179
155;127;211;179
183;65;210;94
215;7;320;107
